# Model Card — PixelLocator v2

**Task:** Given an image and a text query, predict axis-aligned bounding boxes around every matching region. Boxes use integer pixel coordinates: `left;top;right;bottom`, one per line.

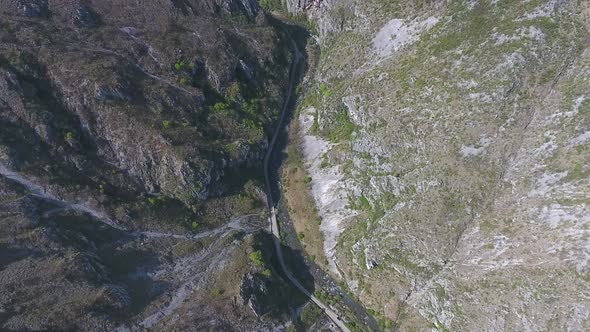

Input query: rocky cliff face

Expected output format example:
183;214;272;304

0;1;311;330
288;0;590;330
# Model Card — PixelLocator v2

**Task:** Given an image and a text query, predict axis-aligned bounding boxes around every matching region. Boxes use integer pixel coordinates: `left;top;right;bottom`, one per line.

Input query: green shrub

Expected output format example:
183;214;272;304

243;99;259;116
162;120;172;129
211;288;224;297
212;102;229;112
65;132;74;140
243;118;258;129
262;269;272;278
249;250;264;266
320;83;332;97
148;195;166;205
174;60;186;71
327;107;356;143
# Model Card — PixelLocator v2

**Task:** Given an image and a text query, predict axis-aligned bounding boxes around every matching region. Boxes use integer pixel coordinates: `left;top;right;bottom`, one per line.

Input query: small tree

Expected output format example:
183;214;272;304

249;250;264;266
212;102;229;112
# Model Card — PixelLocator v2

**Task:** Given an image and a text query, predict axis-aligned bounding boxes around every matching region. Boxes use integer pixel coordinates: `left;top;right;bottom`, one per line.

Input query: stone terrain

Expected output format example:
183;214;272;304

285;0;590;330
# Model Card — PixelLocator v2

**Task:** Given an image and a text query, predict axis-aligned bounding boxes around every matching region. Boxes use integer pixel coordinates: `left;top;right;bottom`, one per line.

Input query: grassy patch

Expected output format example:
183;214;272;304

326;106;357;143
259;0;286;12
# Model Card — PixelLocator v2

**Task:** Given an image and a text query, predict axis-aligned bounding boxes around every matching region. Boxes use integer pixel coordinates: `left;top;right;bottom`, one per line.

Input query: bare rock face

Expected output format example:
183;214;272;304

16;0;49;17
73;5;101;28
236;0;261;18
240;272;266;316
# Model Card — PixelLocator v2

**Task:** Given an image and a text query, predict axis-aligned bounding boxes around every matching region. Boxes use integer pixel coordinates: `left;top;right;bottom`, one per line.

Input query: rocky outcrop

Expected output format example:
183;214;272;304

240;272;267;316
285;0;323;13
16;0;48;18
291;0;590;330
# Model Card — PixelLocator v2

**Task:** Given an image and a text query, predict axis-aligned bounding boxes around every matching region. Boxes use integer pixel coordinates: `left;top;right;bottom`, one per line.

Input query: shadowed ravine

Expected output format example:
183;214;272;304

263;27;351;332
262;20;378;332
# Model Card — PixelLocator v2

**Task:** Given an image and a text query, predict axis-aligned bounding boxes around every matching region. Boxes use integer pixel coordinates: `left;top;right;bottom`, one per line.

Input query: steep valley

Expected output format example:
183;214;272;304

1;0;590;331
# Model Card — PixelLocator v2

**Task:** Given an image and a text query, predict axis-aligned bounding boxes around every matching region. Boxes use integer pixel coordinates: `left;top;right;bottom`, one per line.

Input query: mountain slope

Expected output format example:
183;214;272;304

0;1;314;330
287;0;590;330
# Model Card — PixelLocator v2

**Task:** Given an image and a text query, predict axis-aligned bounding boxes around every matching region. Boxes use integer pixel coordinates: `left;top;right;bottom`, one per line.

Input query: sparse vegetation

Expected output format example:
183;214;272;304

148;195;166;205
299;304;323;330
243;99;259;116
326;107;356;143
259;0;286;12
174;60;186;71
320;83;332;98
211;288;225;297
212;102;230;113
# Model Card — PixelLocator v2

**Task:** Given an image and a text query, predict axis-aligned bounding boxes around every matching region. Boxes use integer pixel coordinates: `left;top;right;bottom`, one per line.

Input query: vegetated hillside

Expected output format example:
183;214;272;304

0;1;312;330
288;0;590;330
0;0;296;231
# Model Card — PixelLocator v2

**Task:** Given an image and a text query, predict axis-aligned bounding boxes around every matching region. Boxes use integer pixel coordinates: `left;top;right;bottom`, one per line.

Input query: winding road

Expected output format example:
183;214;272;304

262;36;351;332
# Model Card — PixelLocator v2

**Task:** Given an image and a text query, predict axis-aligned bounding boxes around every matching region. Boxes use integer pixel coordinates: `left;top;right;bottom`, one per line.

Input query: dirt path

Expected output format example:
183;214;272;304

0;165;262;240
